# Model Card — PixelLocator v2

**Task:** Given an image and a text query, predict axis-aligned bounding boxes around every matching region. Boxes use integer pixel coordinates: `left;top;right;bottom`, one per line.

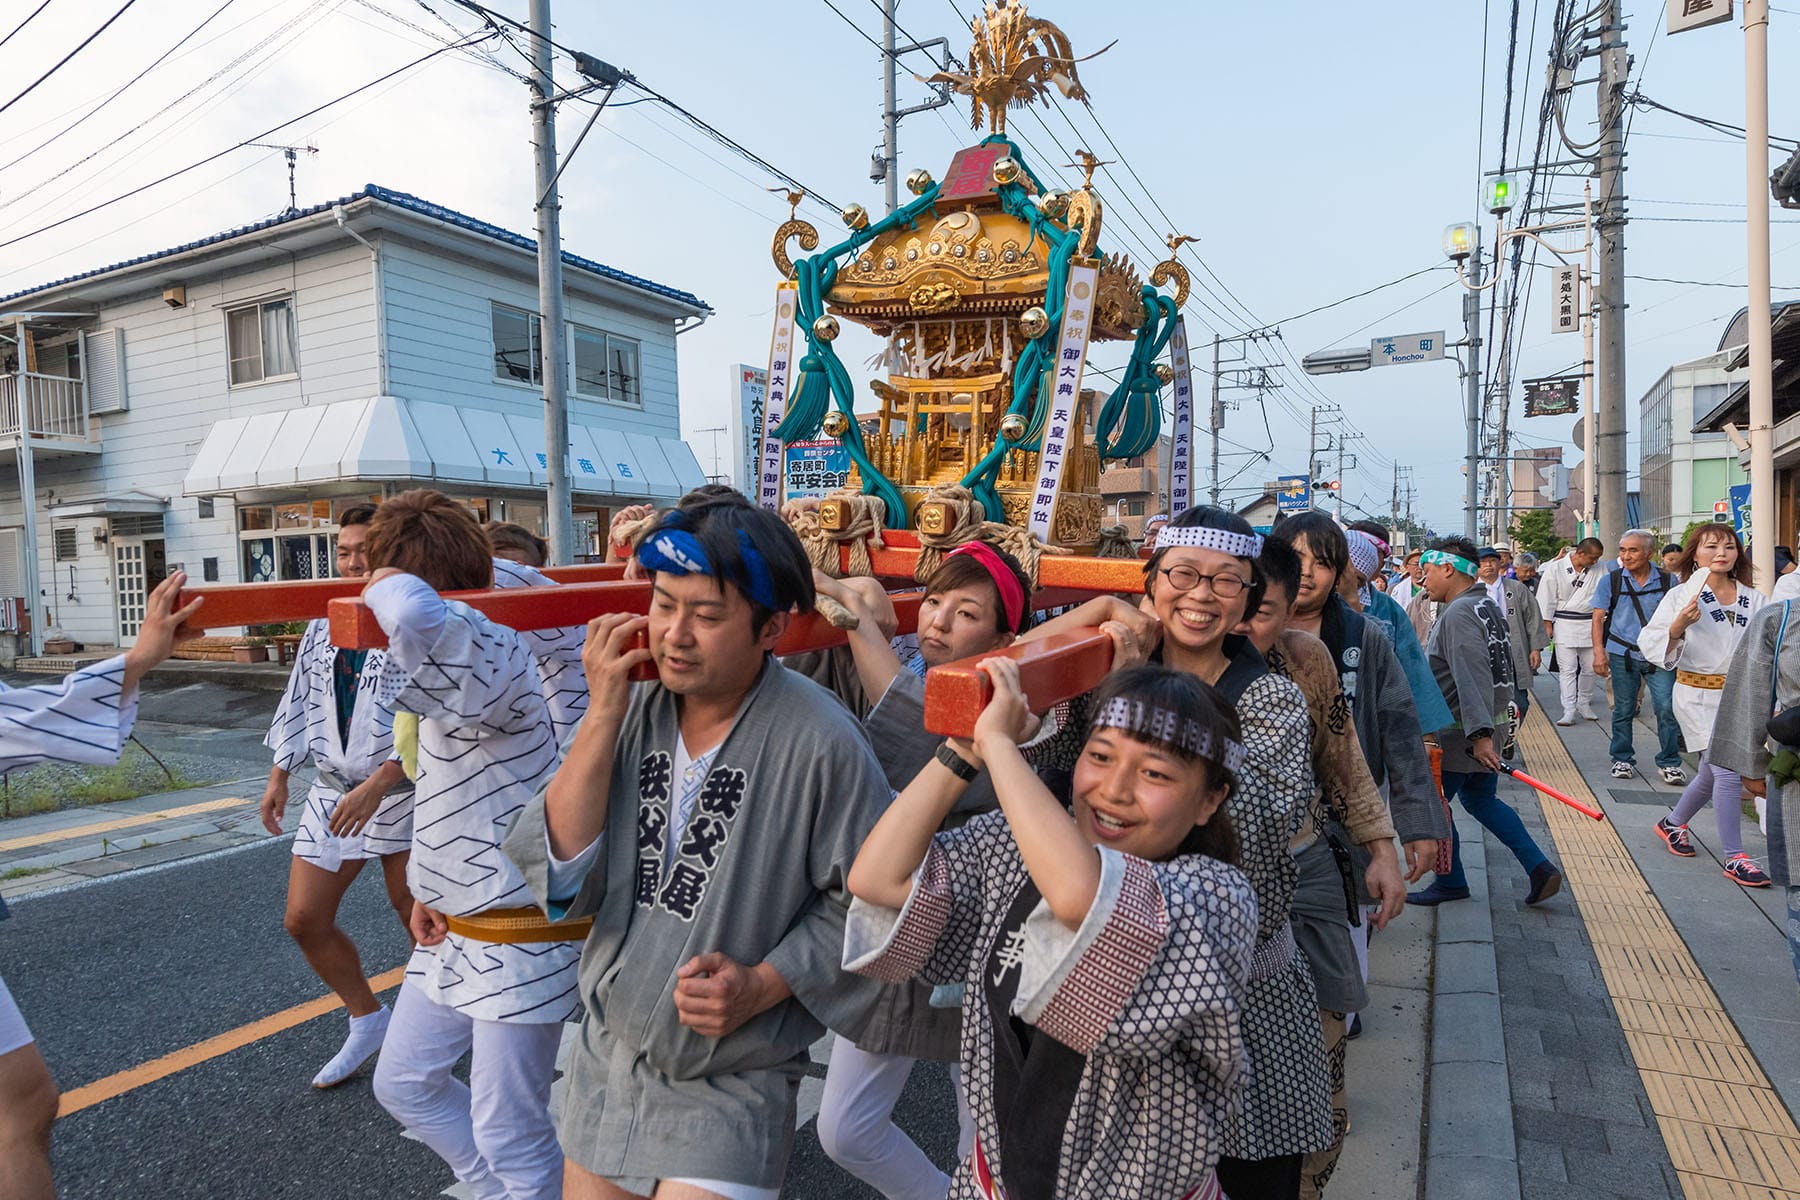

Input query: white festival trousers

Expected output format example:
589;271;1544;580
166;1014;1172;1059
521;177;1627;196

1558;646;1597;718
818;1037;975;1200
374;981;564;1200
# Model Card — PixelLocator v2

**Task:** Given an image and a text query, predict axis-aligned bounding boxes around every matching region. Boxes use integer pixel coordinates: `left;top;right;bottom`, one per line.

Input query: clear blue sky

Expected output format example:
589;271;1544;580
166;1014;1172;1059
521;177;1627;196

1;0;1792;531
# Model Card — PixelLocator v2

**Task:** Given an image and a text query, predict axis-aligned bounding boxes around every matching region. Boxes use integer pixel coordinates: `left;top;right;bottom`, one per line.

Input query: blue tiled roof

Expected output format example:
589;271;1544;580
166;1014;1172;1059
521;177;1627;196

0;183;710;312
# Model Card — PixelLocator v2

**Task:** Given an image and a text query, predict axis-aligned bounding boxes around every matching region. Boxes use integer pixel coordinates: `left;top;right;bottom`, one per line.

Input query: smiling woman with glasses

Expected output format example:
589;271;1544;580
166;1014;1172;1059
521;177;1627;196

1156;563;1250;598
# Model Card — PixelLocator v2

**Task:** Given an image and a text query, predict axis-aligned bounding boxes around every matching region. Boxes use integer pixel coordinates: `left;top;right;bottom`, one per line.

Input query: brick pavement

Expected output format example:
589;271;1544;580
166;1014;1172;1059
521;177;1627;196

1484;790;1684;1199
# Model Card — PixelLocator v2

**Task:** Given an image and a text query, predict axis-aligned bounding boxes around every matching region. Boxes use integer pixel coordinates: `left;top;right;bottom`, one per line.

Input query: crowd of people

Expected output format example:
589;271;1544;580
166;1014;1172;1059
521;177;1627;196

2;488;1799;1200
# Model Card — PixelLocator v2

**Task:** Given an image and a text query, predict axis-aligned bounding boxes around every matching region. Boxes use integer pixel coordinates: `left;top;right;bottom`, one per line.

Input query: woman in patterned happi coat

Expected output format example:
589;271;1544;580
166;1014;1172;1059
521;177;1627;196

846;659;1258;1200
1005;506;1337;1199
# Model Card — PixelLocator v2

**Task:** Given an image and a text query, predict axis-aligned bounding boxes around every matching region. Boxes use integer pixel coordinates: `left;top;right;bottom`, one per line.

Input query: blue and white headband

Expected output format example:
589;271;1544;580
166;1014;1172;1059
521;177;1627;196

1152;524;1264;558
1091;696;1247;776
637;524;781;611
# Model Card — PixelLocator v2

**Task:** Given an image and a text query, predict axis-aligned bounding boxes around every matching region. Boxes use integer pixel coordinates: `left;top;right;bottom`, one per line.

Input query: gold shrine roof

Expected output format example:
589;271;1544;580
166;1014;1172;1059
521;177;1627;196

823;146;1145;341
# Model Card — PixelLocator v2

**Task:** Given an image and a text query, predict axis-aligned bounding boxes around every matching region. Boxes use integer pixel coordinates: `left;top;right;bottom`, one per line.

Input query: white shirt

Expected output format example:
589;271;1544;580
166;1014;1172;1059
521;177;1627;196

1484;577;1508;619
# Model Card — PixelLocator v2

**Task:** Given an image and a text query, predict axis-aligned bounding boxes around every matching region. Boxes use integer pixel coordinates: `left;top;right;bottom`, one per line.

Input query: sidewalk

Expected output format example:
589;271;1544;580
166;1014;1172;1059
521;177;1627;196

0;771;308;900
1484;672;1800;1198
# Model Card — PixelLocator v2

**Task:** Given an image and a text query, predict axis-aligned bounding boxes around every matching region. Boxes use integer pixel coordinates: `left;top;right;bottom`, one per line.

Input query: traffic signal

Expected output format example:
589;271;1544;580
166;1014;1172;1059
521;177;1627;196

1485;174;1516;214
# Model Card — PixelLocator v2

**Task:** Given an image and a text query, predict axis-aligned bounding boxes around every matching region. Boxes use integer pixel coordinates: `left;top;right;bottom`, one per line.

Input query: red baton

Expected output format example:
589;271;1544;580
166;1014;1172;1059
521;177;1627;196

1498;763;1606;821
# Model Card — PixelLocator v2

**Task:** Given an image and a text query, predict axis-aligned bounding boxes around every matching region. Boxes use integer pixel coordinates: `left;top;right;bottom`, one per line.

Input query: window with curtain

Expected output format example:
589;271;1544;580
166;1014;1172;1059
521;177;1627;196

225;297;298;385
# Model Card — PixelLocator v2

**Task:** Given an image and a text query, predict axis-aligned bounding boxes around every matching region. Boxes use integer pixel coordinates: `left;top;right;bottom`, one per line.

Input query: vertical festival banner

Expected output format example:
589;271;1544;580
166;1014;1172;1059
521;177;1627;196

1167;316;1194;516
756;281;799;510
1028;261;1100;543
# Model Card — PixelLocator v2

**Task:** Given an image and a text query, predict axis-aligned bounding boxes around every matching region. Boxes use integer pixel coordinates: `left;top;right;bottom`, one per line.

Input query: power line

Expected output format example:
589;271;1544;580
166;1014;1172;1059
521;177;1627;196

0;0;55;52
0;0;236;176
1270;265;1451;326
0;0;139;117
1627;273;1800;288
0;31;495;252
621;79;840;212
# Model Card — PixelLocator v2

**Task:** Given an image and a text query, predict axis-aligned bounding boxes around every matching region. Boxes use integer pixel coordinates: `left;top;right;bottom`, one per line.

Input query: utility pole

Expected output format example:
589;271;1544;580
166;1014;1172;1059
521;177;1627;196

1392;463;1400;536
1335;435;1357;521
1210;334;1222;505
876;1;951;214
881;0;898;213
528;0;575;564
1464;242;1484;541
1746;0;1775;582
1595;0;1629;546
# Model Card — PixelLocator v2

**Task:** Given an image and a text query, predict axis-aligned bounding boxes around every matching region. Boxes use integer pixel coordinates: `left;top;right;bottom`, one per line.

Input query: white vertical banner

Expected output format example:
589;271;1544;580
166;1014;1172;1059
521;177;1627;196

1167;316;1194;516
756;282;799;509
1028;262;1100;543
1550;264;1581;335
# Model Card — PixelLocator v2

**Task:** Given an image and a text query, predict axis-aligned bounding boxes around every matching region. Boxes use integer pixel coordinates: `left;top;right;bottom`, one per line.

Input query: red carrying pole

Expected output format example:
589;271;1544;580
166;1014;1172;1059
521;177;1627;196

921;629;1116;739
1499;763;1606;821
178;563;628;630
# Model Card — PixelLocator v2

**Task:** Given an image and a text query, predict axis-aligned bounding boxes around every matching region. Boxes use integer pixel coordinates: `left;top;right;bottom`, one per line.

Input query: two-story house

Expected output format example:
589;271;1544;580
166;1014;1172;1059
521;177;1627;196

0;184;711;654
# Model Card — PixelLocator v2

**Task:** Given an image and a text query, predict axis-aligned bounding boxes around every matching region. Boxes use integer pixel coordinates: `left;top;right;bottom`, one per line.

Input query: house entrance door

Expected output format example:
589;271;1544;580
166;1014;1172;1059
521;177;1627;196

113;537;164;645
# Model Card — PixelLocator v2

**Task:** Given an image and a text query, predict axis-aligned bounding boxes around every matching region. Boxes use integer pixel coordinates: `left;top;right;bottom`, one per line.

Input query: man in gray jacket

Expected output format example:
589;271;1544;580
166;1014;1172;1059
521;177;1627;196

1408;536;1564;908
505;498;891;1200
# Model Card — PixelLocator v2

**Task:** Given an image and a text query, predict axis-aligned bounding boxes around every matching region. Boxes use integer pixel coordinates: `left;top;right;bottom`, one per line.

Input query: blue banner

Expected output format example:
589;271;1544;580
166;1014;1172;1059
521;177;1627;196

1277;474;1312;513
784;439;852;500
1729;482;1752;540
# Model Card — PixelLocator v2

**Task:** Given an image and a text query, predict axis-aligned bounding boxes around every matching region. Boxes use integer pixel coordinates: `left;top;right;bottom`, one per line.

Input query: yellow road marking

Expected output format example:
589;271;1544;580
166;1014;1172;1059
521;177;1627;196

1518;709;1800;1198
0;796;249;854
57;967;407;1118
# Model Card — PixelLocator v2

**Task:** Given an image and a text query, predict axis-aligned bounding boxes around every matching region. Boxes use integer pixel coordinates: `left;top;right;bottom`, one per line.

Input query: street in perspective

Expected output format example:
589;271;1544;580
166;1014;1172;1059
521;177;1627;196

2;2;1799;1199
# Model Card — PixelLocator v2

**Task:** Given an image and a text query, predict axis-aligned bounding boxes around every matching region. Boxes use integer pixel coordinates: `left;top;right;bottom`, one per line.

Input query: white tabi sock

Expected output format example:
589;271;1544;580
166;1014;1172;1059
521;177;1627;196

312;1003;390;1089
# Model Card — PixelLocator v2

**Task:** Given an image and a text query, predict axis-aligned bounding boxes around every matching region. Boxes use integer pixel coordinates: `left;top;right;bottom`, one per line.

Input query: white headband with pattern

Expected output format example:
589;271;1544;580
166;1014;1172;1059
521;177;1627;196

1091;696;1247;775
1151;524;1264;558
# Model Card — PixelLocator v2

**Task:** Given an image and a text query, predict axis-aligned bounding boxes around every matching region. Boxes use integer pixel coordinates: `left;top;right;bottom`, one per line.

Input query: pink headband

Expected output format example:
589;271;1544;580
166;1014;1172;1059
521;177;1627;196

945;541;1026;633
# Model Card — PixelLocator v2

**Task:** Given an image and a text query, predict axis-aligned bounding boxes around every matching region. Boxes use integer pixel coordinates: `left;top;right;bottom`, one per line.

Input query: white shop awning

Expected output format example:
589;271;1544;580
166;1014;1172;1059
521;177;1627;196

182;396;705;502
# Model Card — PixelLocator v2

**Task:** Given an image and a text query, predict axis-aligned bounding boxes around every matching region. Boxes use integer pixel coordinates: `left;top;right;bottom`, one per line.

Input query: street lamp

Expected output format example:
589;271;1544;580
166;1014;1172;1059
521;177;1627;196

1443;183;1597;542
1442;222;1477;261
1484;173;1516;215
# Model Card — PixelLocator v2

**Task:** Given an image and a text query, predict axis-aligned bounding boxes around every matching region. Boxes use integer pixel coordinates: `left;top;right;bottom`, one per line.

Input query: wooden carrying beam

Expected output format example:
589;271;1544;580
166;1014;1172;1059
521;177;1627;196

327;584;930;661
178;563;628;630
921;628;1117;740
837;530;1147;594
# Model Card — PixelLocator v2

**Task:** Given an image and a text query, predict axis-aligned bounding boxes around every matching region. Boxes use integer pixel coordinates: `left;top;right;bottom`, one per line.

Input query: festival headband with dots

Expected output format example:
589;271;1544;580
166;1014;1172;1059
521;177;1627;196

1091;696;1247;776
1151;524;1265;558
1418;549;1476;577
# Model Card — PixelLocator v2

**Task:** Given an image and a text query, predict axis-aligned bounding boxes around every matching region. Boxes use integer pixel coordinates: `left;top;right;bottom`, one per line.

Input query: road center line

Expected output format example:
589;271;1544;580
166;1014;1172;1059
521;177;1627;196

57;966;407;1118
0;796;249;854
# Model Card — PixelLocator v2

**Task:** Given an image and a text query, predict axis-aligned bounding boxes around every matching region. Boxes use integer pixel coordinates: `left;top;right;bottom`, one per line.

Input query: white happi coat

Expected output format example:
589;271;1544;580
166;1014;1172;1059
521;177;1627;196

490;557;588;744
1536;557;1600;648
1638;577;1767;752
367;573;579;1024
265;619;412;868
0;657;137;771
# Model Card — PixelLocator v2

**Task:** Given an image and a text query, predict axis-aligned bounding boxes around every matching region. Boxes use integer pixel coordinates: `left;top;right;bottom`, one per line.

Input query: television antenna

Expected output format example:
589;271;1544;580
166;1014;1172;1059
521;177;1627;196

247;142;319;214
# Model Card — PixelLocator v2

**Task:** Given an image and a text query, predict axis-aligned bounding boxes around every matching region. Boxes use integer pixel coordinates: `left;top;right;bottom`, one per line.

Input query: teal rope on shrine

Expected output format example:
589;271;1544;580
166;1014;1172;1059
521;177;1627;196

779;186;943;527
1094;287;1177;461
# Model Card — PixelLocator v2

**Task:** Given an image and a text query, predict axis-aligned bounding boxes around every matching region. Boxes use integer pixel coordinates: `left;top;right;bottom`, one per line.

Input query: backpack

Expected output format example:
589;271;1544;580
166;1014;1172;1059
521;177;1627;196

1600;566;1674;656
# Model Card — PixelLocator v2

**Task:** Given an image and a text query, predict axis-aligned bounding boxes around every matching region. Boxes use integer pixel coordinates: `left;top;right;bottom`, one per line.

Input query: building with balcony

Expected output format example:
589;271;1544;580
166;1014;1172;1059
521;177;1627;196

1688;301;1800;549
0;184;710;653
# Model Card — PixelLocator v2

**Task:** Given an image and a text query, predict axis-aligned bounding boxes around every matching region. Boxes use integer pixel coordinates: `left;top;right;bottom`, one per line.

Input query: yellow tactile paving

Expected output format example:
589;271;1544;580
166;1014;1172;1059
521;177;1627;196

1515;708;1800;1198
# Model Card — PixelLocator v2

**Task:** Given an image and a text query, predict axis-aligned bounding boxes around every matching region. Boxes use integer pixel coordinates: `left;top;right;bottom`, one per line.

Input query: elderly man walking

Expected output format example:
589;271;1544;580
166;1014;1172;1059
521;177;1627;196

1591;529;1684;784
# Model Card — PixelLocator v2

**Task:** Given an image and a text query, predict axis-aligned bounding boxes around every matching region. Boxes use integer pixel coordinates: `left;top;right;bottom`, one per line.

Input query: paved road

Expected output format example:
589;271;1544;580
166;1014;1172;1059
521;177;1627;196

6;834;960;1199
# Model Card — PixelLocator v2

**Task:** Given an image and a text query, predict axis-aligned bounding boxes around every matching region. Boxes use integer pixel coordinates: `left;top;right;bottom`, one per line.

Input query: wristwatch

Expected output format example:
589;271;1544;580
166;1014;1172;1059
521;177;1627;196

934;741;979;782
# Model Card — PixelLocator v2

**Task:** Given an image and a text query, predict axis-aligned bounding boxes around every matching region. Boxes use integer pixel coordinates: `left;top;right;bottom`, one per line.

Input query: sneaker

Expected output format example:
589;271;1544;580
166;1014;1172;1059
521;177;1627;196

1346;1013;1363;1041
1654;816;1696;857
1659;766;1688;786
1723;854;1772;888
1556;715;1576;727
1526;862;1564;906
1578;709;1600;721
312;1005;390;1089
1610;761;1635;779
1406;881;1472;906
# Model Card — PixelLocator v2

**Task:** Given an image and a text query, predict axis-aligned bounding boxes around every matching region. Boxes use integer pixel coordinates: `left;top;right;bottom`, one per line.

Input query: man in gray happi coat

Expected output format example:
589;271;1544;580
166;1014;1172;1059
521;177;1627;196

504;498;889;1200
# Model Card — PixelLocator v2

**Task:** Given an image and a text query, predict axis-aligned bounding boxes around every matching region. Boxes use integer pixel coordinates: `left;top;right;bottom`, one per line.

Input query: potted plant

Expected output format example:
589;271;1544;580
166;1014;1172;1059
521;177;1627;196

231;637;271;663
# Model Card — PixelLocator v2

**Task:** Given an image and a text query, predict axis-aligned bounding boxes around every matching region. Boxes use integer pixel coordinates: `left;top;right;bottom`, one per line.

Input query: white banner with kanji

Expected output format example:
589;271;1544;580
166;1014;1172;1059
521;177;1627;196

1028;263;1100;542
1167;316;1194;516
756;282;800;509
